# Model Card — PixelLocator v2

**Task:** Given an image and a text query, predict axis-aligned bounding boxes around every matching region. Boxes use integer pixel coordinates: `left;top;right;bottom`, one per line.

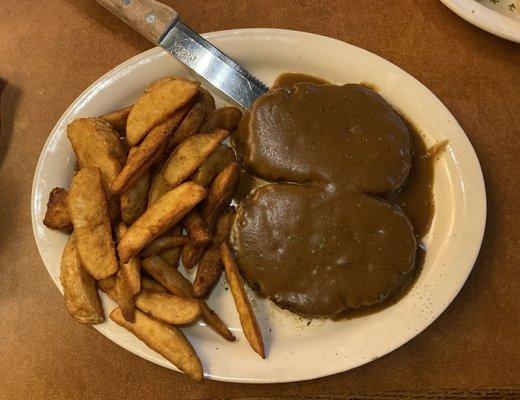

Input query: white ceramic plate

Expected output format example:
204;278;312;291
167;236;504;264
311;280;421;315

31;29;486;383
440;0;520;42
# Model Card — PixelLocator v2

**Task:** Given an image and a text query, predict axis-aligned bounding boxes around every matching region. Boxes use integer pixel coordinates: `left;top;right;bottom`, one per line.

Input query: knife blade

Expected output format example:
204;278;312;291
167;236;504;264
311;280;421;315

96;0;269;108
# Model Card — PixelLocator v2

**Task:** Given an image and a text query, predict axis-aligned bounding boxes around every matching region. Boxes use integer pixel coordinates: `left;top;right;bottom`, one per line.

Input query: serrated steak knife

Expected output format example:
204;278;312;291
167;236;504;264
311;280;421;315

96;0;269;108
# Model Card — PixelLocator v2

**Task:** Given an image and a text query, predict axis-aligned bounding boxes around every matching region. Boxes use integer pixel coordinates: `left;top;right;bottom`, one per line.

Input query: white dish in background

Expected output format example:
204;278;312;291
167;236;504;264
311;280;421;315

440;0;520;42
31;29;486;383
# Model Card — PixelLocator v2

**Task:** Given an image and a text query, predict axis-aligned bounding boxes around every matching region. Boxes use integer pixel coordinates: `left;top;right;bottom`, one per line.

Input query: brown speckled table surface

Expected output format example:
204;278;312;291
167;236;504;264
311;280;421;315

1;1;519;399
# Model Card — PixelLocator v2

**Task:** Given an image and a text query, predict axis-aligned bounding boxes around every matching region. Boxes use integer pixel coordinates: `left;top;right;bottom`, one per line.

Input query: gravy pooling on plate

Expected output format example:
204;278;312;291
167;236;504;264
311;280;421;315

230;73;436;318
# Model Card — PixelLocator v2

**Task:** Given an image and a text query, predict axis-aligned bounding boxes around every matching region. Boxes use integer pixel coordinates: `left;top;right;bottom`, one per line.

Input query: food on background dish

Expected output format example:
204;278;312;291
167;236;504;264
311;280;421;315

43;72;439;380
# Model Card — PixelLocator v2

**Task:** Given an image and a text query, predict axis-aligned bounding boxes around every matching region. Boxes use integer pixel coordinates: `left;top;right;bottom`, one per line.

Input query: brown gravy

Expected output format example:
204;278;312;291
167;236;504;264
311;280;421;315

231;73;438;318
272;73;329;87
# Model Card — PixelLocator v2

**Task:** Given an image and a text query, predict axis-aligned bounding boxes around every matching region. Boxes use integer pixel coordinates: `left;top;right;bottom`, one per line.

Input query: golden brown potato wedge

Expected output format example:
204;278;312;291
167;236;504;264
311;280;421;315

141;256;193;296
67;118;126;172
191;145;236;187
159;247;182;267
192;247;220;297
163;129;229;189
115;223;141;296
142;256;235;341
213;207;235;243
141;232;191;257
166;101;206;149
43;187;72;232
197;87;216;116
98;274;138;326
202;162;239;227
118;182;206;263
183;209;212;245
60;235;104;324
141;276;168;293
198;301;236;342
100;105;132;133
181;242;206;270
114;223;140;322
110;308;203;381
67;117;125;220
163;88;216;154
115;267;136;322
220;243;265;358
193;207;235;298
158;226;183;266
126;77;200;146
121;148;151;225
68;167;118;280
135;291;202;325
97;275;116;288
181;177;237;269
97;276;117;300
111;108;189;195
148;164;170;206
199;107;242;133
145;77;175;93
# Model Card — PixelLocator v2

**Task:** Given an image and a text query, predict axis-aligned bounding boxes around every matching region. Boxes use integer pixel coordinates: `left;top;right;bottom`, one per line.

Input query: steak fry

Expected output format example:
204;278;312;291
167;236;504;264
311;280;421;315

191;145;236;187
120;147;151;225
163;88;216;156
68;167;118;280
100;105;132;133
163;129;229;189
43;187;72;232
111;107;190;195
118;182;206;263
141;232;191;257
193;207;235;298
158;226;183;267
221;243;265;358
67;117;125;221
183;209;212;245
115;223;141;295
202;162;239;227
141;256;235;342
135;291;202;325
110;308;203;381
141;276;168;293
126;77;199;146
182;162;239;269
60;235;104;324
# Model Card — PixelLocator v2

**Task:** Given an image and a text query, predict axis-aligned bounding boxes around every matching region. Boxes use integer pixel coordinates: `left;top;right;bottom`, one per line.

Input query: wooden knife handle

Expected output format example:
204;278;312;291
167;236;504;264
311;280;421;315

96;0;178;44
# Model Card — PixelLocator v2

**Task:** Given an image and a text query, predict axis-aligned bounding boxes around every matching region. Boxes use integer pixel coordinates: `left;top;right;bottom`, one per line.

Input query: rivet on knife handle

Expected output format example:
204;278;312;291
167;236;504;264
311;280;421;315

96;0;178;44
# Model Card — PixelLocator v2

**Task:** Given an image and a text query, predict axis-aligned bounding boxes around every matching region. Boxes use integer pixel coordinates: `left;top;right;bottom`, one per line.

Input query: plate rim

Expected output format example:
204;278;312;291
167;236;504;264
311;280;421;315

439;0;520;42
31;28;487;383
